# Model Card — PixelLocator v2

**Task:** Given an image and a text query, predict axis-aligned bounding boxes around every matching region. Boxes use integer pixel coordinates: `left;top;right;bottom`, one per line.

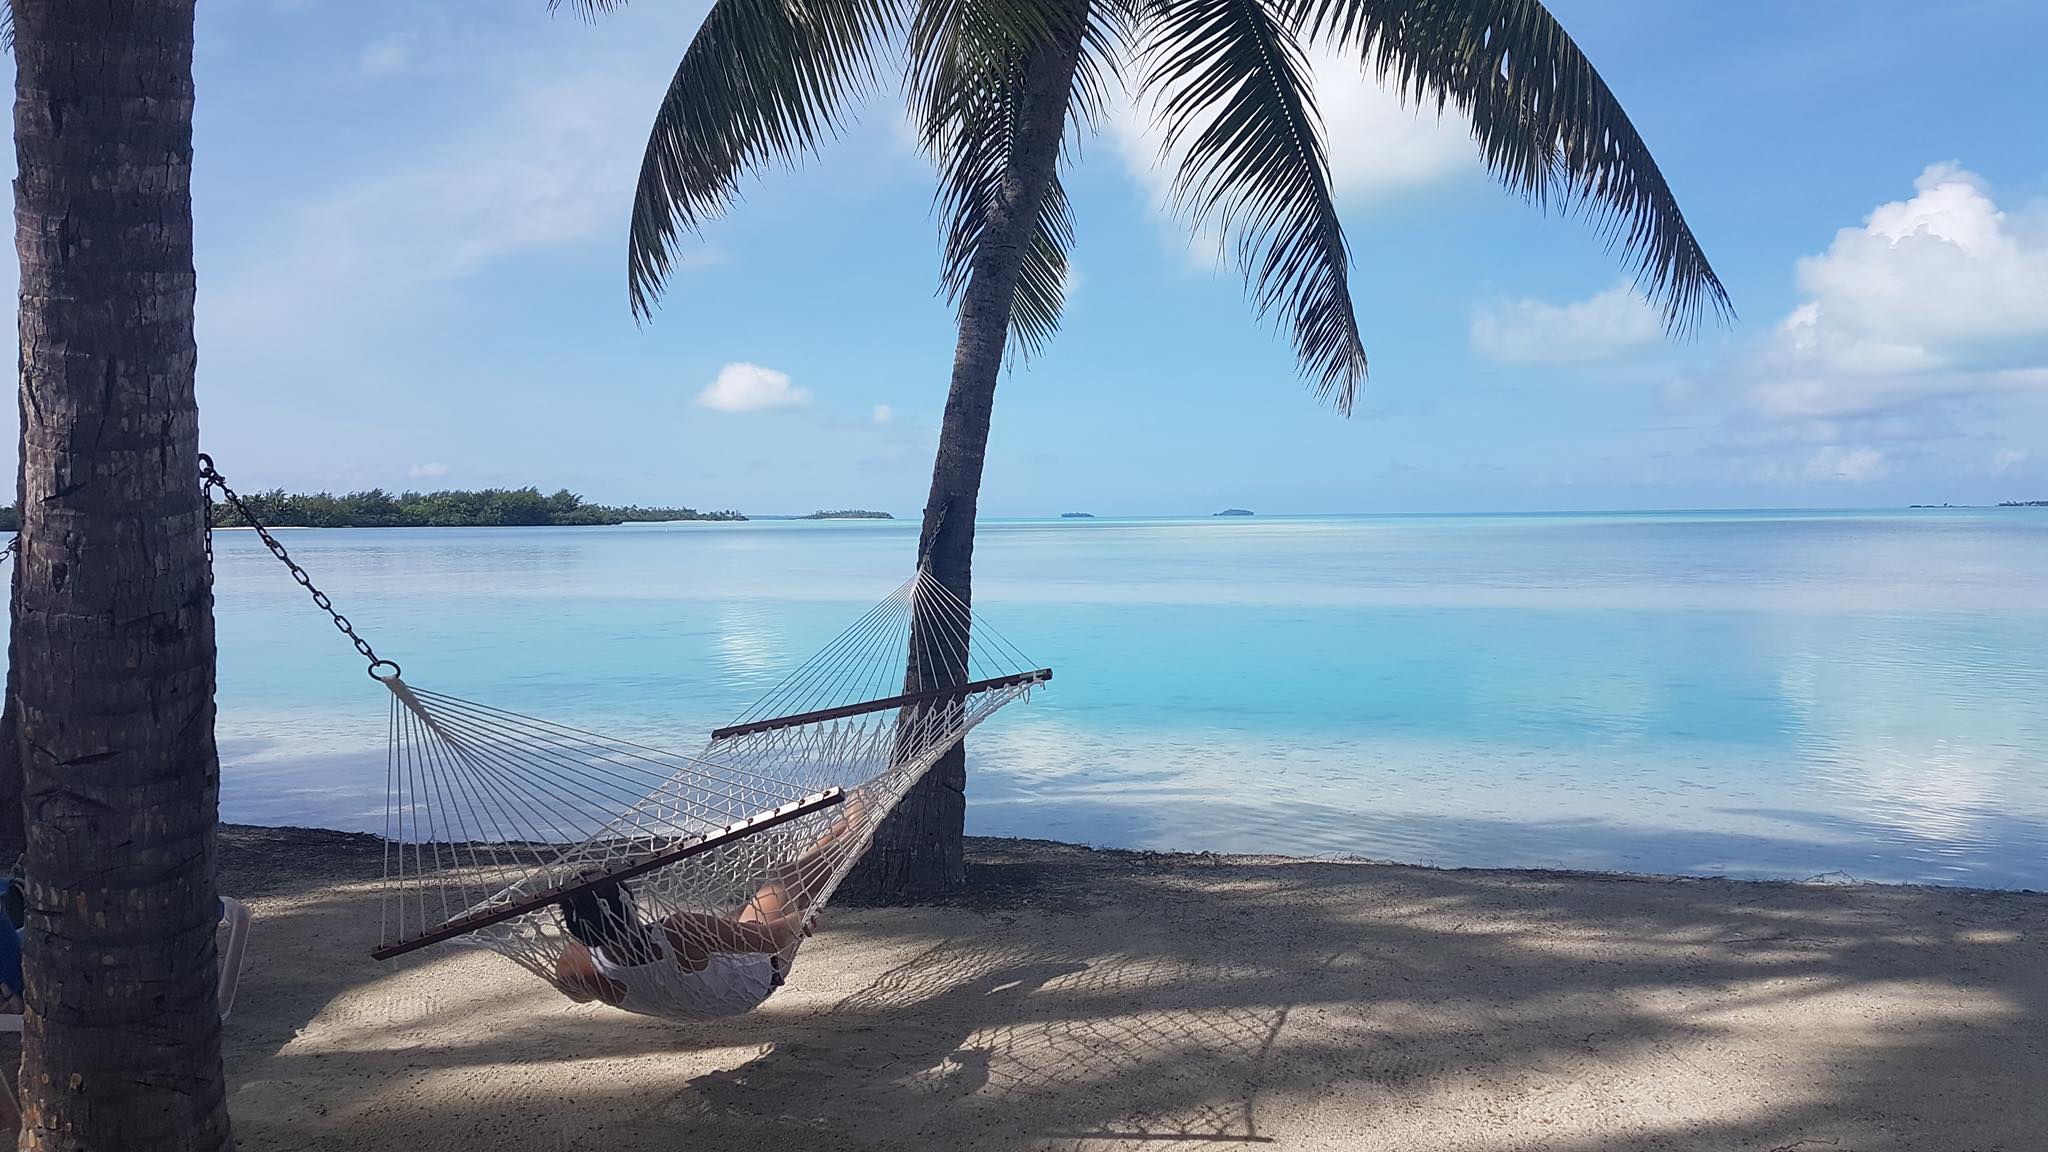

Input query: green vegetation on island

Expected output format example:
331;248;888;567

1214;508;1255;517
1060;512;1095;518
1998;500;2047;507
801;510;893;520
196;488;744;528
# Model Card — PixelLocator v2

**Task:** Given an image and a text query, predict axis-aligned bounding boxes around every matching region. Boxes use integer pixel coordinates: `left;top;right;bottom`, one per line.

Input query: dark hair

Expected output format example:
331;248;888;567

558;879;658;965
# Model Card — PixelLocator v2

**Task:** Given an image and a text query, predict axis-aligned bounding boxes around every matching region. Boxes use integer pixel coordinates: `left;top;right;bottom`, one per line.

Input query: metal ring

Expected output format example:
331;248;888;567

196;452;215;476
367;660;403;683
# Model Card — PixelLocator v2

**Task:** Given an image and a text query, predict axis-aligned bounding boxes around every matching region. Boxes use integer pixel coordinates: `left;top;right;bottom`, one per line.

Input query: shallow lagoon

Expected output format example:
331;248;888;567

209;509;2048;889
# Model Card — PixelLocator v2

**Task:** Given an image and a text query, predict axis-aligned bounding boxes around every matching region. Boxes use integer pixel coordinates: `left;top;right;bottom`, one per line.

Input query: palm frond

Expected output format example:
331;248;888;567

1290;0;1731;332
623;0;904;318
912;0;1110;358
1142;0;1368;411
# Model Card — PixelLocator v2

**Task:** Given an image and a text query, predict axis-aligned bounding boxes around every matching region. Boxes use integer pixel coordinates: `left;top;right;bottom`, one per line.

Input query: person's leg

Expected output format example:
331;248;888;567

553;941;624;1005
740;788;872;924
658;790;877;963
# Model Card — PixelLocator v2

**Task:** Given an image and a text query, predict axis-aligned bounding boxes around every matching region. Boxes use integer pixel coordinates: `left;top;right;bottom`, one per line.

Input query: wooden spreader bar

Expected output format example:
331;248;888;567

709;668;1053;742
371;788;846;961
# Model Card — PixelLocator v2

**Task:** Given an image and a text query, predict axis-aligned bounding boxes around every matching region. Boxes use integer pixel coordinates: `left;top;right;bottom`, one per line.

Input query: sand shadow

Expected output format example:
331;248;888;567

215;829;2048;1152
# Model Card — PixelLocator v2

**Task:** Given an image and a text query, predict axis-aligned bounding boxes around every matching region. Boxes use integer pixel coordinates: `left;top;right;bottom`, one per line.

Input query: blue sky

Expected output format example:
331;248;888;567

15;0;2045;515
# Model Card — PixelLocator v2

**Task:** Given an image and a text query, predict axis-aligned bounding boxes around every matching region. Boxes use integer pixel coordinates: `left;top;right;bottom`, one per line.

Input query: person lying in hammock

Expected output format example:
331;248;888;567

551;792;867;1018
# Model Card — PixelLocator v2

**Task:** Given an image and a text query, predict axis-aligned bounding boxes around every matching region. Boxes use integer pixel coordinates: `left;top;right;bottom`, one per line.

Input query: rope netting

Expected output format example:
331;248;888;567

375;569;1050;1020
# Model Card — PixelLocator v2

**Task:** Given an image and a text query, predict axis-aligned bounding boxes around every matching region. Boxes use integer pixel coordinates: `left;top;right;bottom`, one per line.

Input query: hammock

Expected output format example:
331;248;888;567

373;572;1049;1018
196;459;1051;1022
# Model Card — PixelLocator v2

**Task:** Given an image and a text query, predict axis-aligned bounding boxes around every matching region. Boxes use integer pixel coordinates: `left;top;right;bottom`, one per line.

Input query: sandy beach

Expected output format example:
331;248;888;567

213;825;2045;1152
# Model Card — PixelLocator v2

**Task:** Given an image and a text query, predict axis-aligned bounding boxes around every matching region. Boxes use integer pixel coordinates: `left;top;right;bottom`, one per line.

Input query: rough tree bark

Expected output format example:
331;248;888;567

11;1;232;1149
841;3;1088;900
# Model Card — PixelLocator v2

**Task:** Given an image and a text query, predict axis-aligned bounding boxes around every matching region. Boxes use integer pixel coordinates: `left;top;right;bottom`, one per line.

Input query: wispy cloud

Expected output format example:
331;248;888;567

204;24;700;365
1805;445;1890;483
408;462;449;479
871;404;894;425
359;32;416;77
697;363;812;413
1470;282;1662;363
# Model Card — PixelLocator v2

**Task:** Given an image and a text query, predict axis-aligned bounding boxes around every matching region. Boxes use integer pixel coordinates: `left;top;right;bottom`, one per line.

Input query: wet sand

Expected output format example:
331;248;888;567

217;825;2045;1151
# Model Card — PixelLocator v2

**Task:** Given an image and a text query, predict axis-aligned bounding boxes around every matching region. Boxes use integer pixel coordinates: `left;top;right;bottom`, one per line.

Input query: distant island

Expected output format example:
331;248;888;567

1998;500;2047;508
800;510;892;520
190;487;744;528
1213;508;1255;517
1060;512;1095;518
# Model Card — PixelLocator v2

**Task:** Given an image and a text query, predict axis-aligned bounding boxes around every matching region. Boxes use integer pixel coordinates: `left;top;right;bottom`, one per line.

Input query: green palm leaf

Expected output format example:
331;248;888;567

1291;0;1732;332
911;0;1119;357
561;0;906;318
1144;0;1369;411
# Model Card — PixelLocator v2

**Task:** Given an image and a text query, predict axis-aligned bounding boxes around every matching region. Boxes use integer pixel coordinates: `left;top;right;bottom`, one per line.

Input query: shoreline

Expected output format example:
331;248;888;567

220;822;2047;898
213;823;2046;1150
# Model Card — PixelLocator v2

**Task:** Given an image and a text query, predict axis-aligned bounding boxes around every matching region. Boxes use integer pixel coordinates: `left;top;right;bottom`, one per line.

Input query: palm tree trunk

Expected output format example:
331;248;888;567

842;5;1088;899
10;2;231;1149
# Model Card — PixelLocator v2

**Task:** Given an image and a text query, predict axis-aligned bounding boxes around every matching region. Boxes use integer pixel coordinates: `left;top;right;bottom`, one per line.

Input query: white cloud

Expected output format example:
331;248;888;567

1805;446;1890;483
408;462;450;479
1108;42;1471;267
359;33;416;77
1993;448;2029;475
871;404;894;425
1470;282;1662;363
697;363;811;413
1750;163;2048;419
1308;50;1473;197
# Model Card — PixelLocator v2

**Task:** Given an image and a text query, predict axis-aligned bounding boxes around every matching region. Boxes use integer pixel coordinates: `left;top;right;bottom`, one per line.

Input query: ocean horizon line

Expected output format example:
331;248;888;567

210;504;2037;529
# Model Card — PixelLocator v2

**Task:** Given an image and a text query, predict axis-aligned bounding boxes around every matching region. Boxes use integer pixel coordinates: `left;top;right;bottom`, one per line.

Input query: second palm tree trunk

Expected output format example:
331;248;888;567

844;2;1089;898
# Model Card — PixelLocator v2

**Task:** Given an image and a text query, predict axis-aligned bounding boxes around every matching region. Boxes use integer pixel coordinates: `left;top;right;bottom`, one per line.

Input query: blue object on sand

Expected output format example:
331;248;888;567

0;922;19;997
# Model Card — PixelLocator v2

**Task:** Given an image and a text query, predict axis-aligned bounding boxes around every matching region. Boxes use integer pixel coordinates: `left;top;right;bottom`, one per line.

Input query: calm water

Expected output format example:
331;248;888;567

207;511;2048;889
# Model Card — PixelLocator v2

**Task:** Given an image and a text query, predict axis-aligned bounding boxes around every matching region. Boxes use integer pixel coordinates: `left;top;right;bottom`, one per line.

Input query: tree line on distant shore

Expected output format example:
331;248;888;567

0;488;744;531
205;487;744;527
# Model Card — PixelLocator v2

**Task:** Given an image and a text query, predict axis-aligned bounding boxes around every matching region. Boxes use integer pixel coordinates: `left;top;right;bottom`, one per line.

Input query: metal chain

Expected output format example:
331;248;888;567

197;453;400;681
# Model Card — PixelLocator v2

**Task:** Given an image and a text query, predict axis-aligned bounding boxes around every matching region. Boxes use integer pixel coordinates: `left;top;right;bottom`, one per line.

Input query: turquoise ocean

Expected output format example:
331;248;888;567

209;510;2048;890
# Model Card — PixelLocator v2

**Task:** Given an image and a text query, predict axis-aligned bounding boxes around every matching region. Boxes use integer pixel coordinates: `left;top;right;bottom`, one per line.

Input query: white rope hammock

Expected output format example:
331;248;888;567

198;458;1051;1022
370;570;1050;1020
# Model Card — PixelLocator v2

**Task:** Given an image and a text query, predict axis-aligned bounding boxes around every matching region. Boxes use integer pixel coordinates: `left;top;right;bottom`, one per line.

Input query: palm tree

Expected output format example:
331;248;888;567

9;2;233;1148
574;0;1730;895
